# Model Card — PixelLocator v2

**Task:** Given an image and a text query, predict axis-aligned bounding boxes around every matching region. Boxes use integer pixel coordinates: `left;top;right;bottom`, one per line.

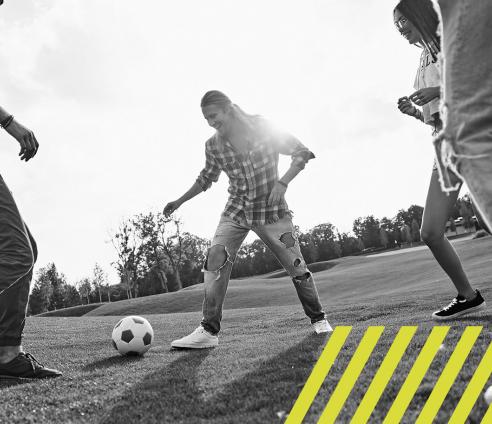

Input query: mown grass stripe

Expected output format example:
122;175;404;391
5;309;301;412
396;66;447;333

350;326;418;424
416;326;482;424
317;326;385;424
285;326;352;424
383;326;450;424
449;340;492;424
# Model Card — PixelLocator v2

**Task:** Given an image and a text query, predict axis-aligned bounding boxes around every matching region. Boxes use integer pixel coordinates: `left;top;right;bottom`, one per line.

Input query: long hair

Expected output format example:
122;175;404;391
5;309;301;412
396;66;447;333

200;90;232;109
395;0;440;62
200;90;256;122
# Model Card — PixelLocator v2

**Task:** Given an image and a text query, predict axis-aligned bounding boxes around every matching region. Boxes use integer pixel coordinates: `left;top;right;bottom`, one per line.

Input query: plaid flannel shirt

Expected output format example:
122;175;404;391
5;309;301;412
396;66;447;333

195;116;315;226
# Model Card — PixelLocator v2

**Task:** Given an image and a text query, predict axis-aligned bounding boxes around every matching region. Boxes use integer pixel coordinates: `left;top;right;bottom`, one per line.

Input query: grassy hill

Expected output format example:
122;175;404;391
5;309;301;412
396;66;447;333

1;236;491;423
86;236;491;318
36;303;105;317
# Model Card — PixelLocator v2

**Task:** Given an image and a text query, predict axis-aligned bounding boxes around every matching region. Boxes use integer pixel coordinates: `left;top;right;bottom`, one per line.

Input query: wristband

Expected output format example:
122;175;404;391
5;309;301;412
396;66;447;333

277;180;288;188
0;115;14;129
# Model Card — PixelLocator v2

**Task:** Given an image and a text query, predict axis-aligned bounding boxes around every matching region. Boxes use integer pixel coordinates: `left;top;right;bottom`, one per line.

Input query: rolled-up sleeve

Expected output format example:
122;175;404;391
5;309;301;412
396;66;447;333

275;131;315;170
195;145;221;191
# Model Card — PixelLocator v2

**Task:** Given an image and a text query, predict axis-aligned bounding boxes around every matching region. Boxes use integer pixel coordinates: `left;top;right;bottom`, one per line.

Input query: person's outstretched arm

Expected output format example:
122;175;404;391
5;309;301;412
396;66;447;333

163;182;204;216
163;142;221;216
0;106;39;161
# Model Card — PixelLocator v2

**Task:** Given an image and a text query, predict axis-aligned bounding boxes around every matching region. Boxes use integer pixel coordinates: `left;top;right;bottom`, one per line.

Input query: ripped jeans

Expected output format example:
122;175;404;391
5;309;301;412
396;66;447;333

0;174;37;346
201;214;326;334
435;0;492;230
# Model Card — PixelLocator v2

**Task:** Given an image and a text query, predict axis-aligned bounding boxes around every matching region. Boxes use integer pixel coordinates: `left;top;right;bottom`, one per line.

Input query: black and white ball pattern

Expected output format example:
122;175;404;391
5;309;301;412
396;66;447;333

111;315;154;356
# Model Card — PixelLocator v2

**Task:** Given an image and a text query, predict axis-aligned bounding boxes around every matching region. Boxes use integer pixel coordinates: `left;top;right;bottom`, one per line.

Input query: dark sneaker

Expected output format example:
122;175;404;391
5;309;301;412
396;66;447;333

0;352;62;380
432;290;486;321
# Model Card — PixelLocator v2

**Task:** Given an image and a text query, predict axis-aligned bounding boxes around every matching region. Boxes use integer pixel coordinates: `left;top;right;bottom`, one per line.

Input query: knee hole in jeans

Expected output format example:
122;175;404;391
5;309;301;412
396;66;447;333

293;272;311;282
279;232;296;248
206;245;229;272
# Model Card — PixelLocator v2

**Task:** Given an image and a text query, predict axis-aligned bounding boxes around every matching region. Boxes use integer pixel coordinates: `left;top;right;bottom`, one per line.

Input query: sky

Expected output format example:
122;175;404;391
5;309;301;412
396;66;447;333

0;0;464;285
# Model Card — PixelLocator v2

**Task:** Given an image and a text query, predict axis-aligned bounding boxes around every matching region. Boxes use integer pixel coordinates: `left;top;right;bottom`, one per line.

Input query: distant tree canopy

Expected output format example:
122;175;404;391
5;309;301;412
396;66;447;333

29;195;477;310
232;222;348;278
110;212;209;299
28;263;80;315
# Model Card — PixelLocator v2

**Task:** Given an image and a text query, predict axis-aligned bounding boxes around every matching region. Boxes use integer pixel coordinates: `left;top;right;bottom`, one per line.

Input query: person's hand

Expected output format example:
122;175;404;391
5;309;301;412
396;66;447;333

267;182;287;206
163;200;181;217
397;96;418;117
5;119;39;161
409;87;440;106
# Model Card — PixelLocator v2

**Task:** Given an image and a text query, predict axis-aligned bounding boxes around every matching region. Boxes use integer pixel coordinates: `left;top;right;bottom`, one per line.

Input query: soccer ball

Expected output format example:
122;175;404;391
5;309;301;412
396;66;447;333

111;315;154;356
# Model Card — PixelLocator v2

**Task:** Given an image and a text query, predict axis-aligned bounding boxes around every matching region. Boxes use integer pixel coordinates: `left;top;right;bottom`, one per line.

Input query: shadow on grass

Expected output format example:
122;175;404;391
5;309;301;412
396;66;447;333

82;354;143;372
455;314;492;322
0;378;36;389
99;334;327;423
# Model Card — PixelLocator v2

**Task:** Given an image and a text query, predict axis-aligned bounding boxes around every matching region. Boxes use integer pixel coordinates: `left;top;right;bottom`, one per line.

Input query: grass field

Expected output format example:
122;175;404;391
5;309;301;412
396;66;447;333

1;236;491;423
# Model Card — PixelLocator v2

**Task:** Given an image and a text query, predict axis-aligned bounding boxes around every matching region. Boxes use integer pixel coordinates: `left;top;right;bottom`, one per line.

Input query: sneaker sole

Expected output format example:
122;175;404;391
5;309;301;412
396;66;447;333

170;341;218;349
0;374;61;380
432;302;486;321
314;328;333;334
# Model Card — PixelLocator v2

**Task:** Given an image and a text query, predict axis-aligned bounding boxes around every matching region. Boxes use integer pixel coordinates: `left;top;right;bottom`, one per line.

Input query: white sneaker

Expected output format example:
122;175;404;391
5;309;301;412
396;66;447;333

171;326;219;349
312;319;333;334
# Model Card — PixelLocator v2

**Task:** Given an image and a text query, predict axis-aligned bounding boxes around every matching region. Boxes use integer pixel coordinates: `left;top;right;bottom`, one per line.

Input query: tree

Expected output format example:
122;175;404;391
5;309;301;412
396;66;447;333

77;278;92;304
28;271;53;315
353;216;381;248
298;231;319;263
135;212;186;291
458;196;474;231
92;263;108;303
180;232;209;286
338;232;363;256
448;218;457;235
401;224;412;244
309;223;341;261
411;219;421;242
394;205;424;228
379;227;389;248
154;214;185;291
110;219;144;298
28;263;81;314
64;285;81;307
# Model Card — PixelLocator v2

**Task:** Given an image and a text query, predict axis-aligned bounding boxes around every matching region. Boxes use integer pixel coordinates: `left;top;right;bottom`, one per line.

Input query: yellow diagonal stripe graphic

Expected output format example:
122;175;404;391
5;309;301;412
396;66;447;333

318;326;385;424
350;326;418;424
383;326;450;424
482;403;492;424
285;326;352;424
449;341;492;424
416;326;483;423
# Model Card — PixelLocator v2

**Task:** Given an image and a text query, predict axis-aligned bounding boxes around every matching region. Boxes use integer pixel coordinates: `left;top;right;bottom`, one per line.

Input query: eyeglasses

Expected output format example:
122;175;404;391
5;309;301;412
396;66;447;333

394;16;408;31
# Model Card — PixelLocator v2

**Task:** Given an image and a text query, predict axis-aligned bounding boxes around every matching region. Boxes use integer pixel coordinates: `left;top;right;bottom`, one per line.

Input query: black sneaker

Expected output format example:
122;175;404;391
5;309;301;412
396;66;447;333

0;352;62;380
432;289;486;320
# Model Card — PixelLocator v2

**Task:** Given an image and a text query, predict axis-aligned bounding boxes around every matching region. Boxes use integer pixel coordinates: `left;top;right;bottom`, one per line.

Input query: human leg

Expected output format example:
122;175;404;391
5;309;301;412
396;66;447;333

0;175;61;378
421;169;486;319
253;216;328;329
421;170;475;298
0;175;35;357
436;0;492;230
171;215;249;348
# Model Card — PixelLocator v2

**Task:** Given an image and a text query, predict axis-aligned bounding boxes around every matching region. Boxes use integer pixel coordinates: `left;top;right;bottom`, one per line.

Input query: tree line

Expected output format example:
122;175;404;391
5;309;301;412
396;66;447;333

28;195;480;314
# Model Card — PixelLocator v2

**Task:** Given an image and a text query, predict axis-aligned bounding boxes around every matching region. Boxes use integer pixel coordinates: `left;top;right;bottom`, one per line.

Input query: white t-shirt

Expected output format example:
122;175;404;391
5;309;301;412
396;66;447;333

414;48;441;125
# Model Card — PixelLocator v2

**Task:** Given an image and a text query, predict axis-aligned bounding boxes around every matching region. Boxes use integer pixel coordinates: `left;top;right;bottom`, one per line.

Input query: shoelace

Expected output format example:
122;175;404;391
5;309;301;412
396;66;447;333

442;298;459;311
22;353;44;372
